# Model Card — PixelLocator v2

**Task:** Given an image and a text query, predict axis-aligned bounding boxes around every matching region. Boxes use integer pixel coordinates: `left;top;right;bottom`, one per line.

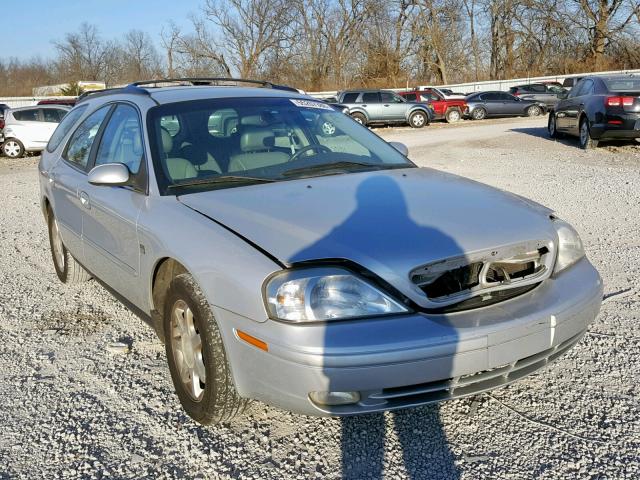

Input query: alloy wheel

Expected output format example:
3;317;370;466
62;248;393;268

321;121;336;135
412;113;425;127
580;121;589;146
170;299;206;401
549;115;556;135
51;218;65;270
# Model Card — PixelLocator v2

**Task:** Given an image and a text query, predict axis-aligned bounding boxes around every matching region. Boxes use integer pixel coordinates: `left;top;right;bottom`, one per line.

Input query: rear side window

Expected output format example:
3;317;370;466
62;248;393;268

12;109;39;121
404;93;417;101
94;104;143;174
64;105;111;169
341;92;359;103
47;105;88;153
361;92;380;103
42;108;67;123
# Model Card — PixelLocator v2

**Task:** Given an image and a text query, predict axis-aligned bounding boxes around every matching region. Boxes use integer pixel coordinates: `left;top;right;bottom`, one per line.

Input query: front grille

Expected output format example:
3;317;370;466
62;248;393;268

410;241;554;311
365;330;585;407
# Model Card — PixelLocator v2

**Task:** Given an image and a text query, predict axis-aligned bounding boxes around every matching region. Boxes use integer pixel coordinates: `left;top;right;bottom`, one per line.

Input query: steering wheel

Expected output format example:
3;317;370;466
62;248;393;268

288;144;332;163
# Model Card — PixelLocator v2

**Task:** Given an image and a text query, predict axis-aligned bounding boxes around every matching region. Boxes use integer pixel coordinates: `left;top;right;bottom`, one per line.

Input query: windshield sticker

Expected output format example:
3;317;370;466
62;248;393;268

290;99;333;110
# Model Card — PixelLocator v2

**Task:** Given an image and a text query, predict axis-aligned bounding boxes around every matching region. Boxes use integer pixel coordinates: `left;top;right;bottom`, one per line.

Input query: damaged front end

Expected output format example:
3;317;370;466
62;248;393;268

411;240;555;312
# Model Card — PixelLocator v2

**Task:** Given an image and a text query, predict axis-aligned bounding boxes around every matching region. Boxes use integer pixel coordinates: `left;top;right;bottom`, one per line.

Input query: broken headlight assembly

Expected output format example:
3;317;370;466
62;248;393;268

552;217;585;274
264;267;408;322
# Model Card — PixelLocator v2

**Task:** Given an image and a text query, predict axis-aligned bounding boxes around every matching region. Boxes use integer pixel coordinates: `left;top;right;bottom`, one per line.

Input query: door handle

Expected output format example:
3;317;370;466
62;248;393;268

384;104;390;107
79;191;91;209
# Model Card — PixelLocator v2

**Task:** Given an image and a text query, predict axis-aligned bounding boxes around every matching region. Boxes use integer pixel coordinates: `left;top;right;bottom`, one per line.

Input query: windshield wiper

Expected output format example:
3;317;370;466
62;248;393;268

280;161;387;178
167;175;277;189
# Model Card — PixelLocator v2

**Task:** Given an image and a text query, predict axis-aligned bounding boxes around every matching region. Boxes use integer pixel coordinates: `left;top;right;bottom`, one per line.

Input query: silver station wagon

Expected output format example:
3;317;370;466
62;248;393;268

39;78;603;425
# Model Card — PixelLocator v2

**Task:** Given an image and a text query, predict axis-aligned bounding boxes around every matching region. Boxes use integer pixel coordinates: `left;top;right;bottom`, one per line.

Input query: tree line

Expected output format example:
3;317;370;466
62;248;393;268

1;0;639;96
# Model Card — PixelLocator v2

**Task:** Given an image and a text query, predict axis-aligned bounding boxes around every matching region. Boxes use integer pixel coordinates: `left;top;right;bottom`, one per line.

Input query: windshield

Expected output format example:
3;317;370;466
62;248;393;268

148;97;414;194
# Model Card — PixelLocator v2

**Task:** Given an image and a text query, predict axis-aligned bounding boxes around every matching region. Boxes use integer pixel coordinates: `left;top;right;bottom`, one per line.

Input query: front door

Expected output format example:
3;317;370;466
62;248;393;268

358;92;383;120
381;91;409;121
81;103;146;308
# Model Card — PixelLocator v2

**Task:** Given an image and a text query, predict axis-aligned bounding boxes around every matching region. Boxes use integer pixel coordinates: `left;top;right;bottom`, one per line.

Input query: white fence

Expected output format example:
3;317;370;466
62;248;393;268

0;96;77;109
308;68;640;98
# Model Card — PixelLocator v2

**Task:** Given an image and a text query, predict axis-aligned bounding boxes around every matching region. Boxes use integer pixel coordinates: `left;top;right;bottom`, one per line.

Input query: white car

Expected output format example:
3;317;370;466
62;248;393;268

1;105;70;158
416;86;466;100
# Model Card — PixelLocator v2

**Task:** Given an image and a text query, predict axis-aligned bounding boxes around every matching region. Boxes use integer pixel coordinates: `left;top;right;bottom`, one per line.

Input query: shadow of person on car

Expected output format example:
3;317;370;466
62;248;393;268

292;175;463;479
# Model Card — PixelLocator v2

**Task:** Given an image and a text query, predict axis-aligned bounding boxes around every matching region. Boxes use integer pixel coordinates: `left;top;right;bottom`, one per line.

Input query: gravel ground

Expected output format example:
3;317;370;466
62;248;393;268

0;117;639;479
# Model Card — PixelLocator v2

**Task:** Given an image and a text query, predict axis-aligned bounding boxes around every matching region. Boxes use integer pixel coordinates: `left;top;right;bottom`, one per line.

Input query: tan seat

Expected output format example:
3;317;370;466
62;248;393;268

228;126;289;172
179;142;222;174
161;128;197;181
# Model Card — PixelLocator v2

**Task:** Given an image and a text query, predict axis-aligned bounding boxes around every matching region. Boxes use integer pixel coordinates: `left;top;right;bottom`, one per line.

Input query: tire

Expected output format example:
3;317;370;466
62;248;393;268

548;113;562;138
526;105;542;117
445;108;462;123
471;108;486;120
579;117;599;150
164;273;248;425
47;208;91;284
3;139;24;158
409;110;428;128
351;112;367;126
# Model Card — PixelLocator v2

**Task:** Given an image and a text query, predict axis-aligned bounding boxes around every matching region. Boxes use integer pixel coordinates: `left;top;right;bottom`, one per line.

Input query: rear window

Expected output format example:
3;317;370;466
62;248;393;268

13;109;39;121
604;78;640;93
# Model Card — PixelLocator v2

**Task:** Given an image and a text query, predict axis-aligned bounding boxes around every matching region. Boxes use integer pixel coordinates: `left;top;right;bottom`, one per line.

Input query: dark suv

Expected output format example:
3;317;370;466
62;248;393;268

335;89;433;128
509;83;567;107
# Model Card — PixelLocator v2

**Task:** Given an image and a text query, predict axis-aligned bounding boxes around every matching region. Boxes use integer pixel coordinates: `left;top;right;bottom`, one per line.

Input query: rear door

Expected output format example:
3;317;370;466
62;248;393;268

80;103;147;308
358;92;383;120
482;93;504;115
39;108;68;145
50;105;112;259
566;79;594;133
10;108;41;148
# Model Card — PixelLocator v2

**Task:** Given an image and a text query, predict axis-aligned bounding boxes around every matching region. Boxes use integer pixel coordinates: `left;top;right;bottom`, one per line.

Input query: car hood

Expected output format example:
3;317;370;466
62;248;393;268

179;168;556;305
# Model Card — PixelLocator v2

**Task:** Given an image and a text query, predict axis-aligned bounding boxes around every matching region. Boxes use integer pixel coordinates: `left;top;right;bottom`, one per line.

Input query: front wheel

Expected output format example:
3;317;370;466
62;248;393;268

579;118;599;150
548;113;562;138
526;105;542;117
164;274;248;425
350;112;366;125
3;139;24;158
47;209;91;284
409;111;428;128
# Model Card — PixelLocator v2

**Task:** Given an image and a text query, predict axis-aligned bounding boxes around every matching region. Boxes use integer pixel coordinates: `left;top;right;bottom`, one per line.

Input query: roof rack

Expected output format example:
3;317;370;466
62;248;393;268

128;77;300;92
76;84;150;104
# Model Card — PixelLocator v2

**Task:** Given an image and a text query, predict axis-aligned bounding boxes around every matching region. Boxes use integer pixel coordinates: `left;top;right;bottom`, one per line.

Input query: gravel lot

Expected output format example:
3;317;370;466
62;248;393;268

1;116;639;479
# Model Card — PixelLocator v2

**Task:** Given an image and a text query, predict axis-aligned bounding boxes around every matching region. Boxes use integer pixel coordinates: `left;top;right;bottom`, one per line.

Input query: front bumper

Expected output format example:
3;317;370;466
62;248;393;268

215;258;602;416
591;113;640;139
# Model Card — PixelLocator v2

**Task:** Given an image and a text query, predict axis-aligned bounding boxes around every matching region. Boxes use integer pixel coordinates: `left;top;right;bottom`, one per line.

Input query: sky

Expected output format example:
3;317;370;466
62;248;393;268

4;0;203;59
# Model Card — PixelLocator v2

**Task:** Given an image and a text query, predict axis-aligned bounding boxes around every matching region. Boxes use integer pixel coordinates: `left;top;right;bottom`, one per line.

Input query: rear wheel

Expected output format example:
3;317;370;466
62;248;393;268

445;108;462;123
47;209;91;284
409;110;428;128
471;108;486;120
3;139;24;158
350;112;366;125
164;274;248;425
526;105;542;117
579;118;599;150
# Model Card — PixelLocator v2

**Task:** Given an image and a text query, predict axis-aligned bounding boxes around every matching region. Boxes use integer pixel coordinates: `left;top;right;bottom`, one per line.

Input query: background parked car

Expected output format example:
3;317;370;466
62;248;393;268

416;86;466;99
37;98;77;107
336;89;433;128
399;89;467;123
562;77;583;89
509;83;567;107
465;91;546;120
1;105;70;158
548;74;640;149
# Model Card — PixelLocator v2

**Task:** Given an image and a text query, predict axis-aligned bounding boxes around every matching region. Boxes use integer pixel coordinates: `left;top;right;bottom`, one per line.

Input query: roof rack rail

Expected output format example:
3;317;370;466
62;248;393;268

76;84;151;104
128;77;300;93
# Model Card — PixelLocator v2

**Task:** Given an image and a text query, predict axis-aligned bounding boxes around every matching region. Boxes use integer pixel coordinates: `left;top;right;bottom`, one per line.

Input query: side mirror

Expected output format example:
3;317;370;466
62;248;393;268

88;163;131;186
389;141;409;156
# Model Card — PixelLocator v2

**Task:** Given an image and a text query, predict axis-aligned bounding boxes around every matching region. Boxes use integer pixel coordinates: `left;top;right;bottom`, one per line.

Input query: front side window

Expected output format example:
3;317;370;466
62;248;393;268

94;104;144;174
64;105;111;169
148;97;414;194
483;93;500;101
47;105;88;153
381;92;404;103
13;109;39;122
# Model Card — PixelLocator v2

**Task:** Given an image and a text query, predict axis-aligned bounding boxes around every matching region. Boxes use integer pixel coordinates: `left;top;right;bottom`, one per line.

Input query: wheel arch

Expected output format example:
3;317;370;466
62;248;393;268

151;257;190;322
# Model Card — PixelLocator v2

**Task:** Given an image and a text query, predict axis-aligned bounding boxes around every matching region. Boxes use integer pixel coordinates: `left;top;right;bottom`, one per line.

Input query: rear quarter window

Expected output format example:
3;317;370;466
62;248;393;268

12;109;39;122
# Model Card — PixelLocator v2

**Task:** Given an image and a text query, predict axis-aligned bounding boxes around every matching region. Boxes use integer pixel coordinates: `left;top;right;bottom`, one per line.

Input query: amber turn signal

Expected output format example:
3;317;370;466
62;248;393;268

236;329;268;351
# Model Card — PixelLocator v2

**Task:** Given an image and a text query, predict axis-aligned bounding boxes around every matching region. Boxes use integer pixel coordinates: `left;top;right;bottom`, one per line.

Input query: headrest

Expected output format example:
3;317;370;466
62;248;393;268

160;127;173;154
240;127;275;152
240;115;266;126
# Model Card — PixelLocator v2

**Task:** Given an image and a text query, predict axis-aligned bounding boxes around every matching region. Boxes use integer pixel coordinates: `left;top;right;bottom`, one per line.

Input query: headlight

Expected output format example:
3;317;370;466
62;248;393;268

552;218;585;274
264;267;408;322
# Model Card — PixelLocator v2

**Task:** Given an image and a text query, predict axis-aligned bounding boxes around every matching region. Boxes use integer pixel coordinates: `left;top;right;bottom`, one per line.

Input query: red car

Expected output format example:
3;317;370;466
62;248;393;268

399;89;468;123
37;98;77;107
